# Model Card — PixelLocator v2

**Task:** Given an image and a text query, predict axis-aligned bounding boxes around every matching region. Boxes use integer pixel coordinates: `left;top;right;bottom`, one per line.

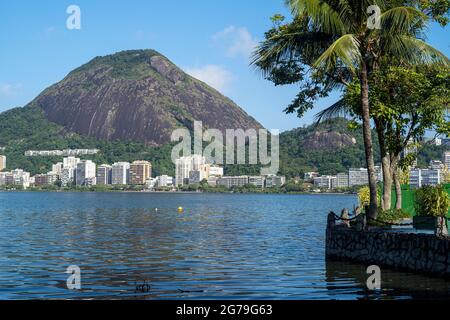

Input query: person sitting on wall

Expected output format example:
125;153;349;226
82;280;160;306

341;209;351;228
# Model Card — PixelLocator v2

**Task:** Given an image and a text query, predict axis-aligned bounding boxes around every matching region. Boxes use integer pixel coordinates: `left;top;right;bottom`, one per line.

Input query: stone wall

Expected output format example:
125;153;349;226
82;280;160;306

326;218;450;277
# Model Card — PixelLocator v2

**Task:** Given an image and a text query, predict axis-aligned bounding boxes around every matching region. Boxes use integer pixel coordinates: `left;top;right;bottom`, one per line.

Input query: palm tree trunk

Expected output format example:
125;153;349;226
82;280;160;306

381;155;392;210
375;119;392;211
360;60;379;219
392;156;402;210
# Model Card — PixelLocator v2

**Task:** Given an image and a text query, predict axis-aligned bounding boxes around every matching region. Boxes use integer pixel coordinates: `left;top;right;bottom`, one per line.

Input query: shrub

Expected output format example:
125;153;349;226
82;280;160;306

358;186;370;208
414;185;450;217
379;208;411;222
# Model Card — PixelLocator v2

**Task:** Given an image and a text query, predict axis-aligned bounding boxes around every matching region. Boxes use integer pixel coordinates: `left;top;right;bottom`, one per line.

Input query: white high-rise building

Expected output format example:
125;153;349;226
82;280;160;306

61;168;75;187
175;155;207;186
209;166;224;177
265;175;286;188
409;168;441;189
335;173;349;189
0;172;7;185
249;176;265;188
0;155;6;171
63;157;80;169
10;169;30;189
217;176;249;189
156;175;174;188
97;165;112;185
348;167;382;187
429;160;444;170
52;162;63;176
76;160;97;186
314;176;336;190
444;152;450;169
304;172;319;181
111;162;130;185
60;157;80;187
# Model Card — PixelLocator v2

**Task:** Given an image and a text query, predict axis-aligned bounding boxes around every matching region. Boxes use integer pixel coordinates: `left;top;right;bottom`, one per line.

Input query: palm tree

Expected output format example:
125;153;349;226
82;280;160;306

253;0;449;218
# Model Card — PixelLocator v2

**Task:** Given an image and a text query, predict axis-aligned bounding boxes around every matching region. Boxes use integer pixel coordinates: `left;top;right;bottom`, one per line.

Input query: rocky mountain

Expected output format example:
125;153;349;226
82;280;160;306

28;49;262;146
278;118;381;177
302;131;357;150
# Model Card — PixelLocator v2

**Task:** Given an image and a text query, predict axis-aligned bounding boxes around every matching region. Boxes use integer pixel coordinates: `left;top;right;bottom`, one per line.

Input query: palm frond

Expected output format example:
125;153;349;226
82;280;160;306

313;34;361;72
286;0;347;35
380;6;428;35
384;35;450;66
314;99;351;126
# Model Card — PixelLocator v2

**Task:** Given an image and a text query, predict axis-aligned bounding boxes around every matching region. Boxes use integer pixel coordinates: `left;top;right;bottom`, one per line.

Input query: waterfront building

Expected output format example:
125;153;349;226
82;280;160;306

444;152;450;169
409;168;442;189
59;157;80;187
217;176;249;189
207;176;218;187
146;177;157;189
129;161;152;185
206;165;224;187
429;160;444;170
52;162;63;176
96;165;112;185
155;175;174;188
46;172;59;185
175;155;207;186
304;172;319;182
265;175;286;188
314;175;336;190
76;160;97;186
63;157;81;169
348;167;382;187
111;162;130;185
349;168;367;186
189;170;202;184
5;169;31;189
209;166;224;177
34;174;48;186
249;176;265;188
0;172;7;185
61;168;76;187
0;155;6;171
335;173;349;189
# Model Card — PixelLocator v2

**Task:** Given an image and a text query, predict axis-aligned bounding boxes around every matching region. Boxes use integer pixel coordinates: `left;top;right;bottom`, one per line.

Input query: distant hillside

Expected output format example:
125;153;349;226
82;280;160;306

0;106;445;178
278;118;380;177
0;106;175;176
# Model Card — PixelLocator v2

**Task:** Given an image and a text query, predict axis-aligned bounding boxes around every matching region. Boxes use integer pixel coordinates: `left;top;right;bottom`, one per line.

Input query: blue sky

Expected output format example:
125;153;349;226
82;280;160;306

0;0;448;132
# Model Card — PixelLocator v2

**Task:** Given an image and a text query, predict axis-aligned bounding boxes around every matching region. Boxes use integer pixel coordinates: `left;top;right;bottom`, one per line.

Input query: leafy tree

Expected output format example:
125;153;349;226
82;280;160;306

327;65;449;209
252;0;449;218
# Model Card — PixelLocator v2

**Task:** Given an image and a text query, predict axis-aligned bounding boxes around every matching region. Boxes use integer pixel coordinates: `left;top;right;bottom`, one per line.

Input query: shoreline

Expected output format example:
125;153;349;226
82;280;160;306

0;189;357;196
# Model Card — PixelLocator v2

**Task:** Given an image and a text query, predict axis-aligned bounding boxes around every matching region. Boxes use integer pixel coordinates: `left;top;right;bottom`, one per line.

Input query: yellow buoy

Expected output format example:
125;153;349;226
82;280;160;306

178;207;183;213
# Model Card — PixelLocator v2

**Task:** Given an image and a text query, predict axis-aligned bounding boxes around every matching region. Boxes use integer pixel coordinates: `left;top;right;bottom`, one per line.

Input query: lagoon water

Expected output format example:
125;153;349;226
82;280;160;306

0;192;449;300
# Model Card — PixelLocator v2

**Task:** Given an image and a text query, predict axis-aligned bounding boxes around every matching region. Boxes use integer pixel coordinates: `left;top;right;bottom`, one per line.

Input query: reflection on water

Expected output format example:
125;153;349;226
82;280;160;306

0;192;449;300
326;259;450;300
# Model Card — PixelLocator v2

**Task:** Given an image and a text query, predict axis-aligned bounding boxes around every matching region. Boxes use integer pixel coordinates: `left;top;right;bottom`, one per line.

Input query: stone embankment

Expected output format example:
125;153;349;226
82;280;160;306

326;214;450;277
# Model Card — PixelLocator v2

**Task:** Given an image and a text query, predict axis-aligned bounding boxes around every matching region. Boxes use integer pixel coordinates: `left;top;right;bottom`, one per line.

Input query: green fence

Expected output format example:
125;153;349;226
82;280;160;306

390;184;450;217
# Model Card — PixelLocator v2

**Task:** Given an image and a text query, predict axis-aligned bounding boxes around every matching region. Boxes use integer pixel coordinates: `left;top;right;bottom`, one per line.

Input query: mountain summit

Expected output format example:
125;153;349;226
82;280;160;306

29;49;262;146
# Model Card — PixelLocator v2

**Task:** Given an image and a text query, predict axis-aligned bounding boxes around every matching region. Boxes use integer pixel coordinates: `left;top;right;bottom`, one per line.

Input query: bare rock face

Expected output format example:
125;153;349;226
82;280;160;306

29;49;263;146
302;131;357;150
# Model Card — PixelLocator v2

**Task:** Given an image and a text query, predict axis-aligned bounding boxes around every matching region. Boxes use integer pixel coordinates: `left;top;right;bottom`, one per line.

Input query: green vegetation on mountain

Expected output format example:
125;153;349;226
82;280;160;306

279;118;380;177
0;105;175;177
0;106;445;178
